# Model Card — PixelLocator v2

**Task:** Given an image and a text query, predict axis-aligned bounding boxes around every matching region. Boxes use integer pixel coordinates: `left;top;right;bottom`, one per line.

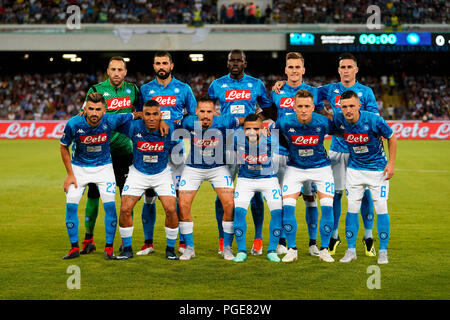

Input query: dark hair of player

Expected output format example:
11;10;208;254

154;51;173;63
228;49;246;61
86;92;106;105
338;52;357;66
286;52;305;66
197;96;215;105
340;90;359;100
295;89;314;100
244;113;261;124
109;56;127;68
143;100;160;108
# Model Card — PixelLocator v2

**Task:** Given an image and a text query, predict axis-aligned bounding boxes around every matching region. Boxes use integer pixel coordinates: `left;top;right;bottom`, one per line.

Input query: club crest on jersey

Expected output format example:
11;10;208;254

344;133;369;144
126;88;132;94
247;83;253;88
174;88;180;93
80;133;107;144
292;135;319;146
107;96;131;110
225;89;251;101
152;95;177;107
280;97;294;109
137;141;165;152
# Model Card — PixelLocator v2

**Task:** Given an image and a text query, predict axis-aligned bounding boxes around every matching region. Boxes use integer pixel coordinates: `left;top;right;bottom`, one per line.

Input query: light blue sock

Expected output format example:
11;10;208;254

377;214;390;250
167;237;176;248
305;202;318;241
319;205;334;248
122;236;132;248
282;203;297;249
233;207;247;252
215;196;224;239
141;203;156;241
65;203;79;245
345;212;359;249
103;201;117;245
182;232;194;248
268;209;282;252
332;192;343;238
361;189;375;235
250;192;264;240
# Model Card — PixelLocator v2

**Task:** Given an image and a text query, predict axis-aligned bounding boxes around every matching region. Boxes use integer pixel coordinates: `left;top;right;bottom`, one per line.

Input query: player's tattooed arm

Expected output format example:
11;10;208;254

60;144;78;192
384;134;397;180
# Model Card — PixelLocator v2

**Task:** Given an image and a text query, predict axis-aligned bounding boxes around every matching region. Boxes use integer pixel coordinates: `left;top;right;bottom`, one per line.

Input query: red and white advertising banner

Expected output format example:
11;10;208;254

0;120;449;140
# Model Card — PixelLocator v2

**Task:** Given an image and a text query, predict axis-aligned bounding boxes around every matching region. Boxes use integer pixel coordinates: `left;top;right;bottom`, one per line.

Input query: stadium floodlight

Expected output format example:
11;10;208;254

70;57;82;62
49;57;54;62
123;57;130;62
189;54;204;62
63;54;77;59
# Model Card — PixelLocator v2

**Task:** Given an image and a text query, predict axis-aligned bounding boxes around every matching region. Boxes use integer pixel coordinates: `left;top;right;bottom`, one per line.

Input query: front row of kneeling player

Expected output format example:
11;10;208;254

60;89;396;264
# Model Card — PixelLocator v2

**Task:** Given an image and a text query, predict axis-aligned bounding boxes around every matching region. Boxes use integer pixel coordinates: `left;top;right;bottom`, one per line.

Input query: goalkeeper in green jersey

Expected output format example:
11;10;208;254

79;56;140;254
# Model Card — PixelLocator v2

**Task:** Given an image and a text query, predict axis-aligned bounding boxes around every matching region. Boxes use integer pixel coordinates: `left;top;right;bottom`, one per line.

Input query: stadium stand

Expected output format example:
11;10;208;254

0;0;447;24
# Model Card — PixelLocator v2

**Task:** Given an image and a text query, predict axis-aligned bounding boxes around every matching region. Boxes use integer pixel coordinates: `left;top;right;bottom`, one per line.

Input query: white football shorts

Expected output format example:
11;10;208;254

122;165;176;198
282;165;334;198
234;177;282;212
178;165;234;190
66;163;116;204
346;168;389;201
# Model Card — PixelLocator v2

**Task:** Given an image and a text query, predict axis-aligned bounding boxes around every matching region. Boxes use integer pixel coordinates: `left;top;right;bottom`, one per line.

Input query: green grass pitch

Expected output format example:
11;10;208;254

0;139;449;300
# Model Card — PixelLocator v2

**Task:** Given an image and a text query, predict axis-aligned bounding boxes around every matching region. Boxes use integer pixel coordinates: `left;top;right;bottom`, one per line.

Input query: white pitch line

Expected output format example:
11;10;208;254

396;169;449;173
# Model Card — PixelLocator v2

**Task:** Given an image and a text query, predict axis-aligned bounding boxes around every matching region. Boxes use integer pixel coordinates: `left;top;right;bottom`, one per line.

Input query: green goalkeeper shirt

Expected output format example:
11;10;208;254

83;79;139;156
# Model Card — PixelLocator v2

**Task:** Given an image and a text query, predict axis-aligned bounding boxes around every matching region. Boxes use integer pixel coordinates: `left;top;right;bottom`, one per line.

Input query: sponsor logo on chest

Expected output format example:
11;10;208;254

242;153;268;164
225;89;251;101
80;132;107;144
280;97;294;109
291;135;319;146
137;141;165;152
106;96;131;111
344;133;370;144
193;137;220;148
152;95;177;107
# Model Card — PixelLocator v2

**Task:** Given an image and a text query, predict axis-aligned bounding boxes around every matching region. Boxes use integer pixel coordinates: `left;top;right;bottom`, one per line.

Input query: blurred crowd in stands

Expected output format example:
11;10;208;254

0;71;447;121
0;0;447;25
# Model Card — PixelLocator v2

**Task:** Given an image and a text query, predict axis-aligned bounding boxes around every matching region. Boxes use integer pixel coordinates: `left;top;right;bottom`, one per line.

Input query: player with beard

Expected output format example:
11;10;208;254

208;49;273;256
79;57;140;255
137;51;197;255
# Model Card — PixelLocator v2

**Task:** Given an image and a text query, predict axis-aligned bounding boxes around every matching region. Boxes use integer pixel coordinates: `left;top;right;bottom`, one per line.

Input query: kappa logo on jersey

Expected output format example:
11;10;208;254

344;133;370;144
77;129;85;134
335;95;341;107
106;96;131;111
225;89;251;101
152;95;177;107
137;141;165;152
280;97;295;109
193;137;220;148
80;133;107;144
242;153;269;164
292;135;319;146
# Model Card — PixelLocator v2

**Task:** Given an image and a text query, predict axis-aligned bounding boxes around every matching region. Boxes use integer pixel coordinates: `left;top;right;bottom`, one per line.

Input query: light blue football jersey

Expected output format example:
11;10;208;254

333;111;393;171
60;113;133;167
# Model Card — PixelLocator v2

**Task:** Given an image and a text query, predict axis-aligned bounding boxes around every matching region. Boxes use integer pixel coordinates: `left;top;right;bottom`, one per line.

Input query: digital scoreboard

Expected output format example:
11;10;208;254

287;32;449;52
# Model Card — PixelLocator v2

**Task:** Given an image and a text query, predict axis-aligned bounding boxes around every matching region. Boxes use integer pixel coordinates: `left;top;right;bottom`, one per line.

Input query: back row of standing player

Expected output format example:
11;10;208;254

63;50;396;264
